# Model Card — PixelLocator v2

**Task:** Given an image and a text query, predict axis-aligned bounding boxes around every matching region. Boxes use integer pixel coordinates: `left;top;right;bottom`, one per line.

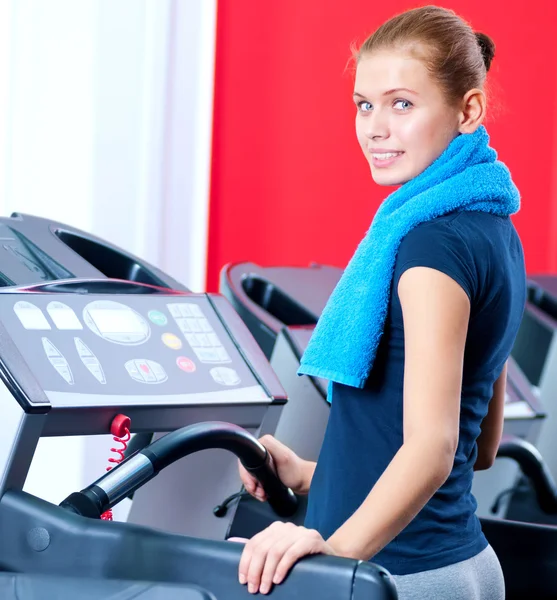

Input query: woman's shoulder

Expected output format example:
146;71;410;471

404;211;513;249
412;210;510;231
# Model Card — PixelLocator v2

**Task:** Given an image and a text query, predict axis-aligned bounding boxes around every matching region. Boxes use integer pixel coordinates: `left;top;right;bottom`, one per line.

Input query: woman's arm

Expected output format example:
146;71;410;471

327;266;470;560
474;362;506;471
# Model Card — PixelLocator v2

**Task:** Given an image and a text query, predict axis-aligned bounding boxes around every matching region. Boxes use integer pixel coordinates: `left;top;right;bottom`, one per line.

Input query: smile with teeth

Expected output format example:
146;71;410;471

372;152;403;159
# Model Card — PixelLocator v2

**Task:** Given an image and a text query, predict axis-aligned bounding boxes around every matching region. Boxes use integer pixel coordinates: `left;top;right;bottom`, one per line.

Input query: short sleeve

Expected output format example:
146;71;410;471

394;217;477;302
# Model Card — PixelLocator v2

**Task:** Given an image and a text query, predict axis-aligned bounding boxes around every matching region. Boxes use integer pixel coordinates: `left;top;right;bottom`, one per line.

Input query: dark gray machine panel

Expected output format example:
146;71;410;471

220;262;342;358
0;292;270;408
283;325;329;398
0;213;188;291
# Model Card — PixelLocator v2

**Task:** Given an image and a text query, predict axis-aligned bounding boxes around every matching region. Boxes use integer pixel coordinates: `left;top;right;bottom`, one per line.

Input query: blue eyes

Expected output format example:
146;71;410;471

357;99;413;112
394;99;412;110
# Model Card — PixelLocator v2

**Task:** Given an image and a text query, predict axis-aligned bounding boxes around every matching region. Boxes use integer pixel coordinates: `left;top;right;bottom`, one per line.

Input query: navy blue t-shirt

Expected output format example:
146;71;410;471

304;211;526;576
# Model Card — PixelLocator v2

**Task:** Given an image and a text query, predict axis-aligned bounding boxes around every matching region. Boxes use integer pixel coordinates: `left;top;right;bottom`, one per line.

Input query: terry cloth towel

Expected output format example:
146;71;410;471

297;126;520;389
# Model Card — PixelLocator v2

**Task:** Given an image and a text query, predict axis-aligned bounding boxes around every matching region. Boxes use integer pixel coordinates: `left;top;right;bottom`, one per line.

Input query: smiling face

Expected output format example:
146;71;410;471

354;48;463;186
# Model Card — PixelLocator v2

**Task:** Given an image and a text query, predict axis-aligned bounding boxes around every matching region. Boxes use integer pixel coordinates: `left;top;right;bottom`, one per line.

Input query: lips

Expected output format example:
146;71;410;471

369;150;404;159
369;150;405;169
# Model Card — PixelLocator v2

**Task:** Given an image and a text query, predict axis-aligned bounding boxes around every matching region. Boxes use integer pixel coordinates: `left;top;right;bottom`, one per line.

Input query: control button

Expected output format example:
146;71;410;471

176;318;191;334
137;360;157;383
75;338;93;357
216;347;231;362
74;338;106;384
125;360;144;383
186;318;202;333
14;301;51;330
196;334;212;347
149;361;168;382
49;356;67;367
56;366;74;385
197;319;213;333
177;356;196;373
167;304;182;318
47;302;83;330
189;304;203;318
194;347;222;363
185;333;202;348
207;333;221;346
179;304;193;318
42;338;62;358
149;310;168;326
42;338;74;385
210;367;241;386
87;364;106;384
125;359;167;384
162;332;183;350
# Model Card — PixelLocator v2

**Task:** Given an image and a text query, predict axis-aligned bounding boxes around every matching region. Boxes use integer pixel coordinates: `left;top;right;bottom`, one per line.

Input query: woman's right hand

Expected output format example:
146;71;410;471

239;435;311;501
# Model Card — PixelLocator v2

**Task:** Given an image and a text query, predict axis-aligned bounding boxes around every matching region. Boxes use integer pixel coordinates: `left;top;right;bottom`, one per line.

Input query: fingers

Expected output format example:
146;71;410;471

258;536;300;592
238;461;267;501
239;523;323;595
259;435;285;462
246;524;295;593
273;532;322;585
238;526;274;583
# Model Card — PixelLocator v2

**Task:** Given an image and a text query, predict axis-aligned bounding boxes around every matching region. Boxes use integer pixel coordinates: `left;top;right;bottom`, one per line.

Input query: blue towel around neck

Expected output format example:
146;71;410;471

297;126;520;389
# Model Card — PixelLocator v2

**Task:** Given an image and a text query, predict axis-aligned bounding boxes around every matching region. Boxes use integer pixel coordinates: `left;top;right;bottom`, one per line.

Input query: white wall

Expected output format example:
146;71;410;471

1;0;217;513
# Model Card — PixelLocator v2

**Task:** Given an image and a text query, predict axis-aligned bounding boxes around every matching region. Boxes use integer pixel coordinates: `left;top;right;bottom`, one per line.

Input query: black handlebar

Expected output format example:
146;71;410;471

60;422;298;519
497;435;557;514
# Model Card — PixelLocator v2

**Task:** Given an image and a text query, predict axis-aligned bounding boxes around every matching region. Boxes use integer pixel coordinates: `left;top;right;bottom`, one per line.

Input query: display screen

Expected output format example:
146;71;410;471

89;309;144;334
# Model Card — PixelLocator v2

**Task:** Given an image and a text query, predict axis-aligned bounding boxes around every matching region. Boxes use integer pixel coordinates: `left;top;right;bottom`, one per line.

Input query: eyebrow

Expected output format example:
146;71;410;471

353;88;419;98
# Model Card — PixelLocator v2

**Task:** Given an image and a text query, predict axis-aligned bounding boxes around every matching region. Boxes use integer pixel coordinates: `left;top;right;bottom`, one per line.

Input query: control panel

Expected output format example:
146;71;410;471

2;293;269;408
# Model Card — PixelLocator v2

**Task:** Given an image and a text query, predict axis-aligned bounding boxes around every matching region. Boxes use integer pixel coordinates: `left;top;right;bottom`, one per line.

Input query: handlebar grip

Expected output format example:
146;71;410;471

498;436;557;514
245;451;298;517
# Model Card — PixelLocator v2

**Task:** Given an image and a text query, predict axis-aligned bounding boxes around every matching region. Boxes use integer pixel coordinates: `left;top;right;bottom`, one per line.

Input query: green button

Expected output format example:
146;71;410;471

148;310;168;326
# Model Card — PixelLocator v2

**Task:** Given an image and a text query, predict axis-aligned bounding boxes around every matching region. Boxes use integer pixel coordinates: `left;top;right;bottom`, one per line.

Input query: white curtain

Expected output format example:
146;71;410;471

3;0;215;291
1;0;217;511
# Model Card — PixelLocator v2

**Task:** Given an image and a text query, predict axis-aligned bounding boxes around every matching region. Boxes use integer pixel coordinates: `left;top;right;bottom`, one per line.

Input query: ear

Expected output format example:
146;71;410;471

457;89;486;134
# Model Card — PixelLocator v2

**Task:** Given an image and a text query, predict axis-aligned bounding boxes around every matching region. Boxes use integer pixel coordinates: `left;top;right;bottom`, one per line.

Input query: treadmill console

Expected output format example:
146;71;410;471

0;292;282;411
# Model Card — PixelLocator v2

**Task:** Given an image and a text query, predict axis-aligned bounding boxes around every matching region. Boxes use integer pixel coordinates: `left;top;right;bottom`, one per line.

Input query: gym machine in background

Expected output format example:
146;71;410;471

220;262;547;518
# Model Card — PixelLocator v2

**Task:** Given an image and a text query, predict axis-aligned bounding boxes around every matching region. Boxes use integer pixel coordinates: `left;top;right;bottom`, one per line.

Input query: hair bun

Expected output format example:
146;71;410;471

475;32;495;72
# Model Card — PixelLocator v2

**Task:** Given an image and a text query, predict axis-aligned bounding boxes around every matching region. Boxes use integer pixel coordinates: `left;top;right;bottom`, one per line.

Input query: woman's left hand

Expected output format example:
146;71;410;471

235;521;338;595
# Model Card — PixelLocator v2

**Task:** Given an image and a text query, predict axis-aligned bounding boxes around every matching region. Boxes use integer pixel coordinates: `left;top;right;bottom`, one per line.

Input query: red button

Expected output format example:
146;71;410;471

177;357;196;373
140;363;150;373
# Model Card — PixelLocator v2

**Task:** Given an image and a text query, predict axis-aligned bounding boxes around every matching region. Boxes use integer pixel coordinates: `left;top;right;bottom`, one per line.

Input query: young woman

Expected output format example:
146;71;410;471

235;6;526;599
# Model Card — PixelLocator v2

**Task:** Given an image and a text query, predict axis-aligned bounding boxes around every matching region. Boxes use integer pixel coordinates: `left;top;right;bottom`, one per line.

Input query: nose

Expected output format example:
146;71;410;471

364;108;389;140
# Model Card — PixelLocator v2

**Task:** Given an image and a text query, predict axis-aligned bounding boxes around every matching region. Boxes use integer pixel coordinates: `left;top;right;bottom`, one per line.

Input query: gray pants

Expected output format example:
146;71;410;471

392;545;505;600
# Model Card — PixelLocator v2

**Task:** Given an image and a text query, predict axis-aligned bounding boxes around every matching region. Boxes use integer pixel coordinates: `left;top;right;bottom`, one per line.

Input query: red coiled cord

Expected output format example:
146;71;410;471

100;414;131;521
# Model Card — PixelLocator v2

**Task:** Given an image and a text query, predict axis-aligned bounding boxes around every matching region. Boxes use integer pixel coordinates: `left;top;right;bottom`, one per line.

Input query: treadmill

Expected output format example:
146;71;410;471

0;278;395;599
511;275;557;481
220;262;546;518
0;212;190;516
0;214;286;536
0;212;187;290
221;262;340;463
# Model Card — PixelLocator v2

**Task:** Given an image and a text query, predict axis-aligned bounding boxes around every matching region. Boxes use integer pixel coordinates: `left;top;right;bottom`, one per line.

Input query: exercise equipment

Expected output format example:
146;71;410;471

0;273;396;598
512;275;557;483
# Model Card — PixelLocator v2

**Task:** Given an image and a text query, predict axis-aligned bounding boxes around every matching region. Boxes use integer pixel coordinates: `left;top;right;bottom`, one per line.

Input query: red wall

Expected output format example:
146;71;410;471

207;0;557;291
